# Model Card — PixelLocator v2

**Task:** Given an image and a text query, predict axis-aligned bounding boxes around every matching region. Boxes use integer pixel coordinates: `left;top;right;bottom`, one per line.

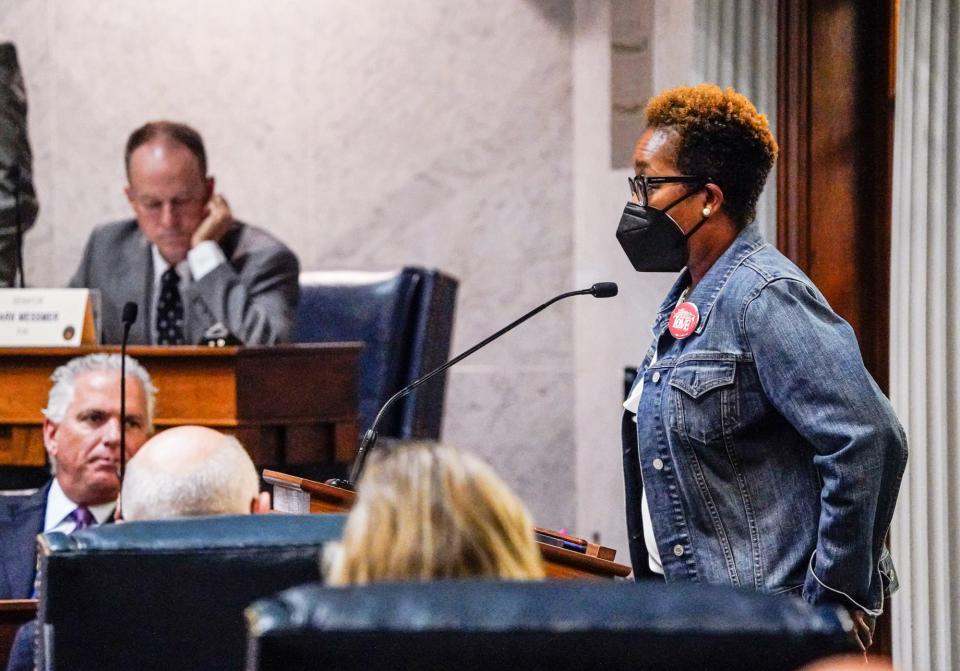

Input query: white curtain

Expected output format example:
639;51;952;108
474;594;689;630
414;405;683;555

693;0;777;243
889;1;960;669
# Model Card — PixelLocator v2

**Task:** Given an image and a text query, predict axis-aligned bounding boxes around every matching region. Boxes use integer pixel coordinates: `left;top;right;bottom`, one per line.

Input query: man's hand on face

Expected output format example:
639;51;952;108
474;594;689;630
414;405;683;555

190;193;233;248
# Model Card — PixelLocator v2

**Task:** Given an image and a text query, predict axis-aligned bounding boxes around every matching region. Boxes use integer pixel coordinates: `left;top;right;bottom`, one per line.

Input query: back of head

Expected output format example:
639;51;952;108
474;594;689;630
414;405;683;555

121;426;259;521
327;443;545;585
644;83;779;228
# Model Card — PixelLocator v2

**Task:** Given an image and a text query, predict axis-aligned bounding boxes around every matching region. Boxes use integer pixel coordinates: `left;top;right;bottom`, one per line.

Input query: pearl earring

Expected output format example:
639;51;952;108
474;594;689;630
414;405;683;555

702;207;712;217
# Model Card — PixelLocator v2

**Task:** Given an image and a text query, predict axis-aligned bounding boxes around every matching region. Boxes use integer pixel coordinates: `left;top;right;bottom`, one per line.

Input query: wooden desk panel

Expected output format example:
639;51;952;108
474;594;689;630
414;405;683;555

0;599;36;670
263;470;632;580
0;344;361;467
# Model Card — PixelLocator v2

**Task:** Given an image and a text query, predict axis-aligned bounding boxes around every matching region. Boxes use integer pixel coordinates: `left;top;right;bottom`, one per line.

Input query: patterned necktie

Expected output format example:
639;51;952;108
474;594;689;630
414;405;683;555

157;267;185;345
32;506;97;595
69;506;96;532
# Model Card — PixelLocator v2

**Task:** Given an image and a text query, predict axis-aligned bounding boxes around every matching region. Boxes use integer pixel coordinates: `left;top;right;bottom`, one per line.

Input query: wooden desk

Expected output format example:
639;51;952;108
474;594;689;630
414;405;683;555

263;470;632;580
0;599;36;669
0;344;361;468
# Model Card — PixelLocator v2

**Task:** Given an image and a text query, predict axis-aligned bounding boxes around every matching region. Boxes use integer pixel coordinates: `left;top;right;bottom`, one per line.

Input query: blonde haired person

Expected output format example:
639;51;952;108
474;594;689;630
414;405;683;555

327;443;545;584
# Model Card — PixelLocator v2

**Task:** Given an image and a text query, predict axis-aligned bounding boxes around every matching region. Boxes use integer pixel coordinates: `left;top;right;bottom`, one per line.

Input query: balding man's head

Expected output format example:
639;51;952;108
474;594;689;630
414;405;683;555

121;426;264;521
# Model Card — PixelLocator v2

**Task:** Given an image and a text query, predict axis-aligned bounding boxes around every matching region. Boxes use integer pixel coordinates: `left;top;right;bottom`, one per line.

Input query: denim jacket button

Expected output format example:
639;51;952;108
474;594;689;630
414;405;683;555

652;371;661;383
673;544;684;557
653;458;664;470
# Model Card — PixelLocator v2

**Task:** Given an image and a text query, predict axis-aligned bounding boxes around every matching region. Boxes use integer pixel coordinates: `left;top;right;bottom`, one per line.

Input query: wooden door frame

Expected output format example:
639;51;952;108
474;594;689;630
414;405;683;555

777;0;898;657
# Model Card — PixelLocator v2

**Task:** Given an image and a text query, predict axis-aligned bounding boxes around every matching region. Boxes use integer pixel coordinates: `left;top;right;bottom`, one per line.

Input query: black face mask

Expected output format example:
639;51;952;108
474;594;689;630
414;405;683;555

616;190;710;272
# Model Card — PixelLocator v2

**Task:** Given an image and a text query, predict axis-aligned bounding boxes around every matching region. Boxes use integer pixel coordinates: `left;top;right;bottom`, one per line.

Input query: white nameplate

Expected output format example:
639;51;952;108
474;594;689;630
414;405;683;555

0;289;98;346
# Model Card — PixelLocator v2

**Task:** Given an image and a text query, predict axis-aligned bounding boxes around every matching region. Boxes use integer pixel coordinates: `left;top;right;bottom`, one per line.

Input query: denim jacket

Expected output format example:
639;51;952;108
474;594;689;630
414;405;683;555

622;224;907;614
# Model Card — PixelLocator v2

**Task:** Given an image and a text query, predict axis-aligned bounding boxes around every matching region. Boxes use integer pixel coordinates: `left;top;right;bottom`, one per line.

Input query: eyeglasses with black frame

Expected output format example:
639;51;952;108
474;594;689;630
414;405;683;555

627;175;711;206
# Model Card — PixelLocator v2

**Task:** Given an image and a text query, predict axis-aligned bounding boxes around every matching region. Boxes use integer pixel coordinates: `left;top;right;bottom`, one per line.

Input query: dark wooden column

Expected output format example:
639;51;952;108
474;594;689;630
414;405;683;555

777;0;897;391
777;0;899;658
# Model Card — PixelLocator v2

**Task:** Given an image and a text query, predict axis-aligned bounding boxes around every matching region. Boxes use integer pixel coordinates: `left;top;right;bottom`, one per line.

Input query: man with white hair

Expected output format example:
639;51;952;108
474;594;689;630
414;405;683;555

0;353;155;599
121;425;269;521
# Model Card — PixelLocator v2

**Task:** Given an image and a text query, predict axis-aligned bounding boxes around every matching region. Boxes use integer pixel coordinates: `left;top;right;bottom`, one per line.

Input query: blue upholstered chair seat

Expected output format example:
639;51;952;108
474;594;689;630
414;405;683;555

35;514;347;671
246;580;857;671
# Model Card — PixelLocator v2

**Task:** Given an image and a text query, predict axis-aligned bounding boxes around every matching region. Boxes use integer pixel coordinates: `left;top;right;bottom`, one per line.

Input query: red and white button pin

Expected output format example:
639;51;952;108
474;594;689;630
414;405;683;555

668;301;700;339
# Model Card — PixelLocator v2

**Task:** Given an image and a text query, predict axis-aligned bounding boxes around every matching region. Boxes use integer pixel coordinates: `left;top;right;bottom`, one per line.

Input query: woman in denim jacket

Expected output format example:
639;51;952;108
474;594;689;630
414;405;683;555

617;84;907;651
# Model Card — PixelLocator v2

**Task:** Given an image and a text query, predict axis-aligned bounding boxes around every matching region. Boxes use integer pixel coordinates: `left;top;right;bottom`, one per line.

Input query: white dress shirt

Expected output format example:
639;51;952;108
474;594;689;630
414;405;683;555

43;479;115;534
149;241;226;343
624;350;665;576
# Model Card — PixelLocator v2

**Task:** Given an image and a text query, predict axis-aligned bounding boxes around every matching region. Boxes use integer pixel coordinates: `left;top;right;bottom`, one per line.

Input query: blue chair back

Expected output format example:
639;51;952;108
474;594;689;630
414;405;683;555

246;580;857;671
295;267;458;439
35;514;346;671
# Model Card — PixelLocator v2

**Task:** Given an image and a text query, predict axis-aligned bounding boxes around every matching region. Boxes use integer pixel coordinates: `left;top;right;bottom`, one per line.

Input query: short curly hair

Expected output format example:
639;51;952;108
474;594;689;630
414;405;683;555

644;84;778;228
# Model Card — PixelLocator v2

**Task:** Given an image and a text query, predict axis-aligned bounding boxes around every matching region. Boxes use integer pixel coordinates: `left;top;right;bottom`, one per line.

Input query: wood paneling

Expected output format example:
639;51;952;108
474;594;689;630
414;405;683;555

262;470;633;580
778;0;896;392
0;344;361;467
777;0;898;657
0;599;36;670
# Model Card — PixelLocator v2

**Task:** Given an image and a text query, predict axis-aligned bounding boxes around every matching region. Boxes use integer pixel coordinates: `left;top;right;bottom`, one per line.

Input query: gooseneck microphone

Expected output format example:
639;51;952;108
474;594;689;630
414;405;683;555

119;302;138;481
330;282;619;489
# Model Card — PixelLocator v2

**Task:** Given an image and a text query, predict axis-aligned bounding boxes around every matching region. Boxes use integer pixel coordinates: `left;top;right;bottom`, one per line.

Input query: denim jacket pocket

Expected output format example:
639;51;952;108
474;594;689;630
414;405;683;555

669;359;738;444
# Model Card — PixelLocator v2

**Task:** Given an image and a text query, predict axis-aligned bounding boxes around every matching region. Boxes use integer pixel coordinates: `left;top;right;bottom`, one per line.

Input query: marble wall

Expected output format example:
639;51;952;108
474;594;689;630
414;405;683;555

1;0;581;528
572;0;697;558
1;0;705;554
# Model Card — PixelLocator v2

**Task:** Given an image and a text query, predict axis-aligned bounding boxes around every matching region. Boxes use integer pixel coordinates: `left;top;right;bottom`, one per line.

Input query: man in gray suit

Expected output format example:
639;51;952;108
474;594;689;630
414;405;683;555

69;121;299;344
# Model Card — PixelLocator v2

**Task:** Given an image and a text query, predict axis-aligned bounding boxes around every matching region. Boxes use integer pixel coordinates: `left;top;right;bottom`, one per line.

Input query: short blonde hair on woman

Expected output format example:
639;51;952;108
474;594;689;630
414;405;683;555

327;443;545;584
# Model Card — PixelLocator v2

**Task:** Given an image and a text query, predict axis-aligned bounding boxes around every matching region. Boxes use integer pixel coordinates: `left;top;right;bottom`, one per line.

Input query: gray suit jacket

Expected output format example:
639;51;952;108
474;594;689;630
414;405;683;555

69;219;299;345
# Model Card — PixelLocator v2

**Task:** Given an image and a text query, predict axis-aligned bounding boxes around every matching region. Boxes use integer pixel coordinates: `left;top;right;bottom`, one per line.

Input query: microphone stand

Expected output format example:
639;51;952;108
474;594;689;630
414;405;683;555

330;282;618;489
119;303;138;482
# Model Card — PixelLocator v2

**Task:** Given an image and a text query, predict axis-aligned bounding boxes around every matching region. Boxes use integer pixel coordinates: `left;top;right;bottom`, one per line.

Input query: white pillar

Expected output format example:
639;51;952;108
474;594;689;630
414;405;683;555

889;1;960;669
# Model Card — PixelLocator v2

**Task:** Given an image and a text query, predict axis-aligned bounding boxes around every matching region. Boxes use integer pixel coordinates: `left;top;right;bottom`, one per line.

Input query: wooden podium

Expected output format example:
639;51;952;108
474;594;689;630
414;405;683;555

0;344;362;468
263;470;633;580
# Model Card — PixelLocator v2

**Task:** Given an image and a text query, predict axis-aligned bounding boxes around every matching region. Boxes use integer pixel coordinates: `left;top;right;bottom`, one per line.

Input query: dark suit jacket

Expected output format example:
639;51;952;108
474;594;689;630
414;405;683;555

2;484;119;671
0;483;47;600
69;219;300;345
1;485;45;671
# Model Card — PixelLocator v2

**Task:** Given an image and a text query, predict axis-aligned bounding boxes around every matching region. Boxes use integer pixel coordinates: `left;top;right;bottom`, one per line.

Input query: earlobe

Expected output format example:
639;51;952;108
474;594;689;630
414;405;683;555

705;183;724;213
42;418;58;459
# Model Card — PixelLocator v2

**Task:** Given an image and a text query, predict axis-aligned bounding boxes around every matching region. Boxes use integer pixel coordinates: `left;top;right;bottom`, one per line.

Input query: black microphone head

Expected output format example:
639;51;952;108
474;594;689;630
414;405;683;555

122;302;138;325
590;282;618;298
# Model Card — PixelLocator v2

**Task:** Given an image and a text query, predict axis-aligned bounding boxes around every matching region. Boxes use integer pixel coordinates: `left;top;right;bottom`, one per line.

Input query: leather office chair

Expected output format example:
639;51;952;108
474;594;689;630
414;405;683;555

295;267;458;439
246;580;857;671
34;514;346;671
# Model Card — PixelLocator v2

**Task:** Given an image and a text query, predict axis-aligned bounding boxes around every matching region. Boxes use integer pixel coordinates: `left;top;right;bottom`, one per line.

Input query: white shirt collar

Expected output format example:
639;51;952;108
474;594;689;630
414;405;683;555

44;478;115;533
151;244;192;286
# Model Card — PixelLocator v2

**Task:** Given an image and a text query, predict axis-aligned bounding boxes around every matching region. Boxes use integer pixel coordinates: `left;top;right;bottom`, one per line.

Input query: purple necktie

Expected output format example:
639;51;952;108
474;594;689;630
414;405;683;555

69;506;96;531
31;507;97;596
